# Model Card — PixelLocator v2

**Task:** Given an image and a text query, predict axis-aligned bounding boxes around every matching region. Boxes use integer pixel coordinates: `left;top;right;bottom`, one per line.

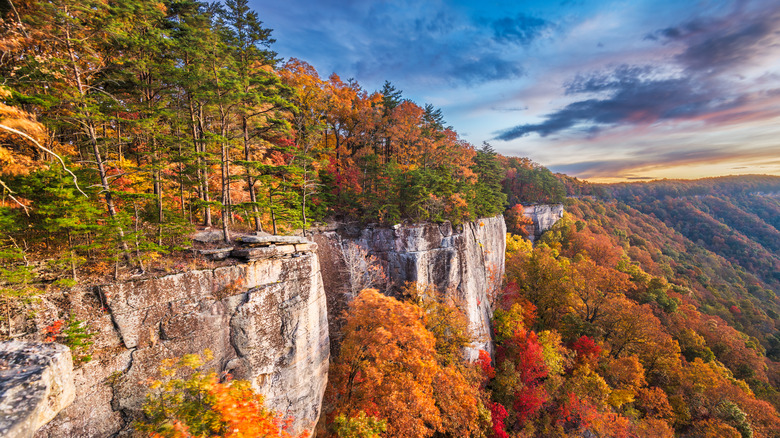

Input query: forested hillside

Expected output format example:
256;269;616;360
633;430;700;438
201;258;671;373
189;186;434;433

4;0;780;437
318;193;780;437
0;0;505;283
606;176;780;290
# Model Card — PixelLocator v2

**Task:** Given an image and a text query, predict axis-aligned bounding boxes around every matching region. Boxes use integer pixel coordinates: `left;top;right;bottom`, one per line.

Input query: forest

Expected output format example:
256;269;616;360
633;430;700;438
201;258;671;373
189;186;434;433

0;0;506;282
314;190;780;438
4;0;780;437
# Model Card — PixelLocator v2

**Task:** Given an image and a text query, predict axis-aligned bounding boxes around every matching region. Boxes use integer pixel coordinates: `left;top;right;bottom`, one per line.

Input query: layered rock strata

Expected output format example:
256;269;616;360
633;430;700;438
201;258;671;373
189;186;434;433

35;243;328;438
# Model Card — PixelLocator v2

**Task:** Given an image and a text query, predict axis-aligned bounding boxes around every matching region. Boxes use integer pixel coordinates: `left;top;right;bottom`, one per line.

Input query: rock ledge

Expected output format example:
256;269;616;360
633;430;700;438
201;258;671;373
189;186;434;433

0;341;75;438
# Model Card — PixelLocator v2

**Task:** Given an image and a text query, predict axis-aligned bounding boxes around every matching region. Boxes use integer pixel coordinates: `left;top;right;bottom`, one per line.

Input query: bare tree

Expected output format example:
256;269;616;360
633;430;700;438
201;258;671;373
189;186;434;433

340;242;386;298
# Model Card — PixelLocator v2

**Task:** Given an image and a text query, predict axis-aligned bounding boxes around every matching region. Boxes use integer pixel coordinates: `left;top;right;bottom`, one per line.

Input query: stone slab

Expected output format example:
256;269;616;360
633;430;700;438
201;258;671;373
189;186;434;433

0;341;75;438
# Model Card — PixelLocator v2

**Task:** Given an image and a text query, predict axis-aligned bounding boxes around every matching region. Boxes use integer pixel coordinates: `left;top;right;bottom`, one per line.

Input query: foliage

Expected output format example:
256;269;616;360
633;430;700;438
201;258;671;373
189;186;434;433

134;351;302;438
333;412;386;438
501;157;566;205
484;198;780;437
326;288;483;438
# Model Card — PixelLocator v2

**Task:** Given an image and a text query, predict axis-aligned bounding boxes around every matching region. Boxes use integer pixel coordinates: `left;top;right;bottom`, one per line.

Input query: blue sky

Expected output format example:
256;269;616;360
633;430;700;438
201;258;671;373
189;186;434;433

249;0;780;182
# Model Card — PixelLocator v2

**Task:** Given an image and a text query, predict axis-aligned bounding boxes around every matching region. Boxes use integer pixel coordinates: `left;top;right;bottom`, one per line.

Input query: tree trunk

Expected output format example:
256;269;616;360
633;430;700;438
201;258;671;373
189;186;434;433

243;116;262;232
65;19;130;260
197;102;212;227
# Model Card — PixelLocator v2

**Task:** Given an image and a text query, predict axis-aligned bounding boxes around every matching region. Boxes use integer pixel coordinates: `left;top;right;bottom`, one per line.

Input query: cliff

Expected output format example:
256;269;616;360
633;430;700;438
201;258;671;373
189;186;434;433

21;216;507;435
33;242;328;437
523;204;565;242
313;215;506;360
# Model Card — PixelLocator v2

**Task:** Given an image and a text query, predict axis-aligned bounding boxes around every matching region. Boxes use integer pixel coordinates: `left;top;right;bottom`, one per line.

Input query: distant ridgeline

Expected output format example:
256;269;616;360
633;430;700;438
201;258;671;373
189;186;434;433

606;175;780;289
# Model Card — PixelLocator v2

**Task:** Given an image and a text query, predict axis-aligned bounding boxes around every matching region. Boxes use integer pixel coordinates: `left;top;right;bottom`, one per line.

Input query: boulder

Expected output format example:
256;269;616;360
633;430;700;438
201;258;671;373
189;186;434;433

0;341;75;438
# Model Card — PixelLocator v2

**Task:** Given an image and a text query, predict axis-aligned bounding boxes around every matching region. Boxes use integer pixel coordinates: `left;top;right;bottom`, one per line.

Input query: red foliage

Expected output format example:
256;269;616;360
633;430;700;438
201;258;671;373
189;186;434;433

44;320;64;343
496;329;549;425
513;384;548;424
570;335;601;367
489;402;509;438
556;392;594;431
477;349;495;381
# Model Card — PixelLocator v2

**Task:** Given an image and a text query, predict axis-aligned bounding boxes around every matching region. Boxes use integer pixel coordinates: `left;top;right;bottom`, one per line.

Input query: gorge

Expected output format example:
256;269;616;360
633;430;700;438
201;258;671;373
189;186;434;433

2;212;533;437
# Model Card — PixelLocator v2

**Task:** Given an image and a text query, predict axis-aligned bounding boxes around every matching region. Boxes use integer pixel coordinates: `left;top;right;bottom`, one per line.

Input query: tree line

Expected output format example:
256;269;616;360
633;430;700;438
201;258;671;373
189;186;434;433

0;0;506;276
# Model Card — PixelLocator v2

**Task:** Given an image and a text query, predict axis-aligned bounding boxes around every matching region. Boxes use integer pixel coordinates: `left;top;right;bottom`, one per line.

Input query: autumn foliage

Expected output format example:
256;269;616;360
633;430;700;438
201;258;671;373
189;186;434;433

325;288;484;438
135;351;302;438
481;199;780;437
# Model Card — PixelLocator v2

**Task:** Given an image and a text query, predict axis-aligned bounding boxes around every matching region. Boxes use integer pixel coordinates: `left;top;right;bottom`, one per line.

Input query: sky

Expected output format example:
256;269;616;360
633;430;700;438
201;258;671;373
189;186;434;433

248;0;780;182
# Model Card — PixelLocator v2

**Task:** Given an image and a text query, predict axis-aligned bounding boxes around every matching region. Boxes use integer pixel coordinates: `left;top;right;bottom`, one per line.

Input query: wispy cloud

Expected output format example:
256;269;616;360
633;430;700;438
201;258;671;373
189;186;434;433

496;1;780;143
491;13;551;45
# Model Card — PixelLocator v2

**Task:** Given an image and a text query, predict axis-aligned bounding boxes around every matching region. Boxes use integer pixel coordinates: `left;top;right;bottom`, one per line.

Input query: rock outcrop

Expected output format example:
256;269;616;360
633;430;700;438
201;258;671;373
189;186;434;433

314;215;506;360
523;204;564;242
35;244;328;437
0;341;75;438
30;216;508;435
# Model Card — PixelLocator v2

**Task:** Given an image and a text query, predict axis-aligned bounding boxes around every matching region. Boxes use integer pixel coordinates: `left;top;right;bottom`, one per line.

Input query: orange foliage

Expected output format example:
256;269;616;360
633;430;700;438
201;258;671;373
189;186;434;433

327;289;441;437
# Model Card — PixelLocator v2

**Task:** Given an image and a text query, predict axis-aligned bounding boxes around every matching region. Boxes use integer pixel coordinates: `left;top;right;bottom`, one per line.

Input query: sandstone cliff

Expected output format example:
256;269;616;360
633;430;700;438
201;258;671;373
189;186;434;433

25;216;507;435
34;244;328;437
313;215;506;360
523;204;565;242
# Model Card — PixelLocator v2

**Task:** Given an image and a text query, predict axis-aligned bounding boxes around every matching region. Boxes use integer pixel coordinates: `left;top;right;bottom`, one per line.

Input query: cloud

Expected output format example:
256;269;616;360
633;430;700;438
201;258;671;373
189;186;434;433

496;2;780;141
491;13;551;45
648;5;780;72
548;143;780;179
494;66;743;140
260;0;534;88
450;54;526;84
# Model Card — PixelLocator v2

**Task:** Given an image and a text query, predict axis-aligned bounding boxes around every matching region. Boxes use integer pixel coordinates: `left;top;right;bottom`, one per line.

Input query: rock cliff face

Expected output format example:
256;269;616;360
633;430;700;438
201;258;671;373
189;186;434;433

30;216;508;435
523;204;565;242
35;245;328;438
313;215;506;360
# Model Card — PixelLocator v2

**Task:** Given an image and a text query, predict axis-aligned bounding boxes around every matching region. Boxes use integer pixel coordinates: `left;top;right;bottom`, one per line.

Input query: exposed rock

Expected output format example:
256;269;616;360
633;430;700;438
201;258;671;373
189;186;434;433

523;204;564;242
236;235;308;246
192;228;225;243
314;215;506;360
37;242;328;438
35;350;131;438
232;244;307;261
0;341;75;438
198;247;234;260
229;254;329;432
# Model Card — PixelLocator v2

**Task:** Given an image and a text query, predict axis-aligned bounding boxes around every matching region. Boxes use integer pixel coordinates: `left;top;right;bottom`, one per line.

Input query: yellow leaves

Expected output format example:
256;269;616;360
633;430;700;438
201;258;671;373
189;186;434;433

493;303;526;342
537;330;567;377
0;89;53;177
137;350;301;438
564;365;611;409
506;233;532;258
607;389;635;409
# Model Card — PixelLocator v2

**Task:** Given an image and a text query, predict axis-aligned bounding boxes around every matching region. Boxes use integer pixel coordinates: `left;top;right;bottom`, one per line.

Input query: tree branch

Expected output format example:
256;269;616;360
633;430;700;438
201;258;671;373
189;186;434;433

0;123;88;198
0;177;29;216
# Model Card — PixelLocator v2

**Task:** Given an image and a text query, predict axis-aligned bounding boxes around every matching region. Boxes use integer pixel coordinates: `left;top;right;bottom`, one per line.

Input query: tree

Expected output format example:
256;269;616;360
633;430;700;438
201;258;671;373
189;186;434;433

471;143;507;218
327;289;482;438
135;351;303;438
328;289;442;438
